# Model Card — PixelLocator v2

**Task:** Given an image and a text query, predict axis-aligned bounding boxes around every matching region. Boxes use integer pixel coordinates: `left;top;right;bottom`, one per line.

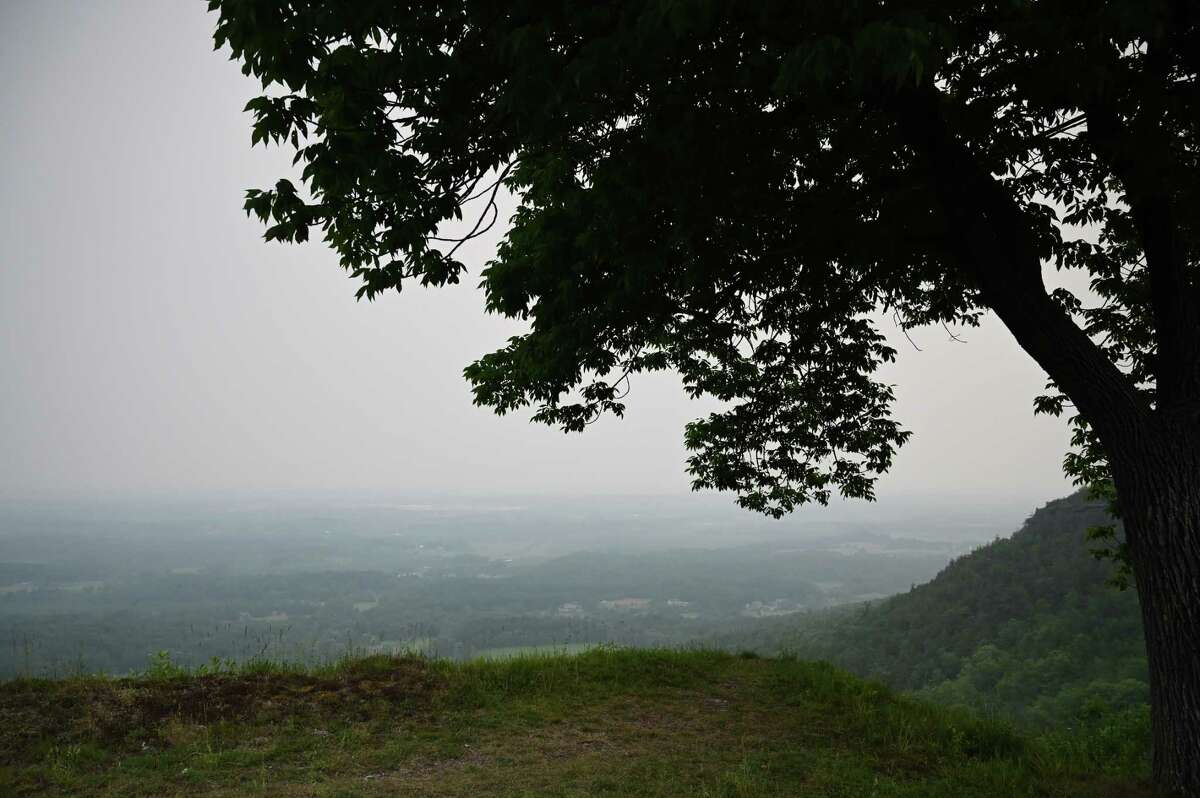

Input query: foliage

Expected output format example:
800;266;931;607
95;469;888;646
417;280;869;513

209;1;1198;518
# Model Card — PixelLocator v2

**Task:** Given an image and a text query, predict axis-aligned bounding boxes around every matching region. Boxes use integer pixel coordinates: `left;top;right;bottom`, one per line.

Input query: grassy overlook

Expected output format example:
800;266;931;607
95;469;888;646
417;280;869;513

1;648;1148;797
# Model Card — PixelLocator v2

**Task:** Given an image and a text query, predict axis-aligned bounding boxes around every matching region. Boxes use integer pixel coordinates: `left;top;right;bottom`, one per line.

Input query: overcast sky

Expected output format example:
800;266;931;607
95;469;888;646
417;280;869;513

0;1;1076;508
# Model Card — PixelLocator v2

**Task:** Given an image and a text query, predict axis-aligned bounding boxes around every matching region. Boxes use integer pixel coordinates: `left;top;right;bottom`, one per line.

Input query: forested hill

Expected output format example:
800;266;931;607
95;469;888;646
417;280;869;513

715;492;1148;725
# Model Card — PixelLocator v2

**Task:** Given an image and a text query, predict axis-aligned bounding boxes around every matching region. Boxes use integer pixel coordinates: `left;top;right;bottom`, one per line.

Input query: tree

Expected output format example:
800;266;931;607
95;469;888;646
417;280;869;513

209;1;1199;790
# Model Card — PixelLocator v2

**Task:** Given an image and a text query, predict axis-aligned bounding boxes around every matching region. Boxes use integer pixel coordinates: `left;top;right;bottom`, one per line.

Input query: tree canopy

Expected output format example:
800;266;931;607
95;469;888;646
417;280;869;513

211;0;1196;520
210;1;1200;790
212;1;1195;516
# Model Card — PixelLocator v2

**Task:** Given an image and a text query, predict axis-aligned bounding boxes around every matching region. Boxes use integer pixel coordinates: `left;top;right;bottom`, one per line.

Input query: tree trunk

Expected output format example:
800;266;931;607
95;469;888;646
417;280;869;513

899;85;1200;793
1114;431;1200;795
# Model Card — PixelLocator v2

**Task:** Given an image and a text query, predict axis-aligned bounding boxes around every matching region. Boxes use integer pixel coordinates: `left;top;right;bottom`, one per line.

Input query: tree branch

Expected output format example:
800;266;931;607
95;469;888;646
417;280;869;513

1084;42;1200;413
897;88;1150;446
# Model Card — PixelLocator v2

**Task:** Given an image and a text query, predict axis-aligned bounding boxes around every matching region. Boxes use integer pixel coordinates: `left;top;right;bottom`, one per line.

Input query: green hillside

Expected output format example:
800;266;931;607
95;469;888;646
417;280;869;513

715;493;1147;726
0;648;1148;797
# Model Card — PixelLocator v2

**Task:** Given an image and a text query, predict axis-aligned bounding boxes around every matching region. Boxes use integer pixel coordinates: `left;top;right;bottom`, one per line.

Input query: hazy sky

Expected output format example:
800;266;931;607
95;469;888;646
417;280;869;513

0;1;1076;506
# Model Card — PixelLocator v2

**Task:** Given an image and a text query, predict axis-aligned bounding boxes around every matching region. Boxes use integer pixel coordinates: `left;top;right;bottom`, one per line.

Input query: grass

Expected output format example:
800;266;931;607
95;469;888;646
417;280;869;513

0;647;1151;797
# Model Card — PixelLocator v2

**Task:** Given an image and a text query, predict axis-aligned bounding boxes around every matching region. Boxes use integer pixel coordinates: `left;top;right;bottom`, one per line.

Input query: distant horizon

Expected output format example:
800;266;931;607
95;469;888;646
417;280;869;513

0;484;1071;511
0;487;1077;553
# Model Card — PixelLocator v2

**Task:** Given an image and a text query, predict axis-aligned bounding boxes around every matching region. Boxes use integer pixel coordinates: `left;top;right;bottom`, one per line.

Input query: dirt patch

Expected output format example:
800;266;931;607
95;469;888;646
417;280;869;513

370;747;492;781
352;725;618;793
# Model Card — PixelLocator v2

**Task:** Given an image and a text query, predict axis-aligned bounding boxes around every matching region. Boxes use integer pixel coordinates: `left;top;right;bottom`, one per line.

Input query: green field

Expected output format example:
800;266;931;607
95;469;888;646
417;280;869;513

0;648;1149;797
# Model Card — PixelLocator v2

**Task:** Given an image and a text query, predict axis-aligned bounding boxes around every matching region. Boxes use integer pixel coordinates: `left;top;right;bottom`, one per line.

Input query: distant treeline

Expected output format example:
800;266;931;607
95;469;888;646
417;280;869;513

0;539;946;676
